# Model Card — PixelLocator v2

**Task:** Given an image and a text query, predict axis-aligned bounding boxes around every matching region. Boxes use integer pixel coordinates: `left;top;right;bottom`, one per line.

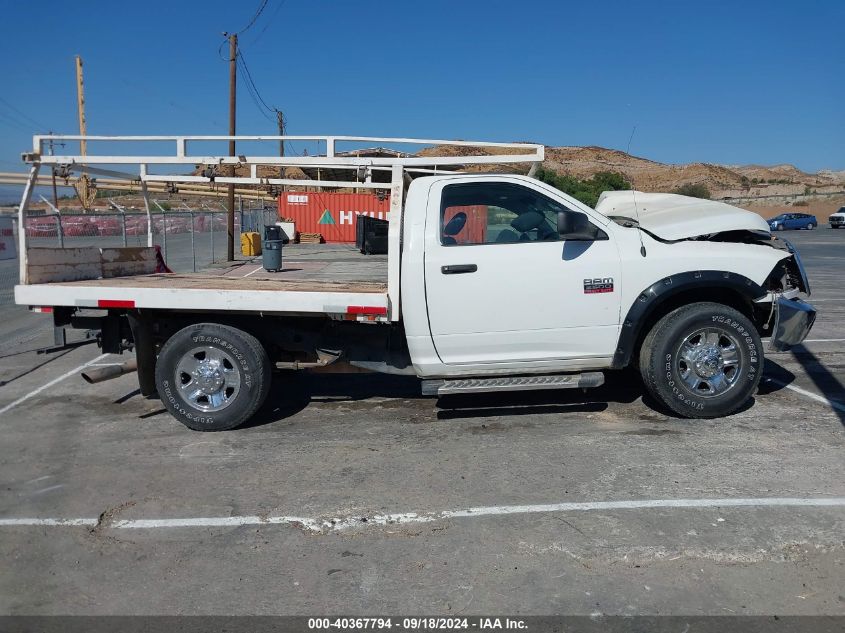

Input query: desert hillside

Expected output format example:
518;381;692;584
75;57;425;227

423;144;843;193
419;143;845;219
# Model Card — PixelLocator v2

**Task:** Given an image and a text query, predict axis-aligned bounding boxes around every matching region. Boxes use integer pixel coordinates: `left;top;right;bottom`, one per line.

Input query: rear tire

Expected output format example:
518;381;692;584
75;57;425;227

638;302;762;419
155;323;271;431
808;223;816;230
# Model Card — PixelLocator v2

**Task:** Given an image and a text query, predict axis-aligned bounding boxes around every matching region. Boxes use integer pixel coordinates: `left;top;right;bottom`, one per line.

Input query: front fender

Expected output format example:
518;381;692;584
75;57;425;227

612;270;766;369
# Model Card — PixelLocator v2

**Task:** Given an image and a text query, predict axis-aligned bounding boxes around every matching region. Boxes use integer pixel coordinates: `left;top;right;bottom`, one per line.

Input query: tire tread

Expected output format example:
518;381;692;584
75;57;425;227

638;302;762;419
155;323;271;431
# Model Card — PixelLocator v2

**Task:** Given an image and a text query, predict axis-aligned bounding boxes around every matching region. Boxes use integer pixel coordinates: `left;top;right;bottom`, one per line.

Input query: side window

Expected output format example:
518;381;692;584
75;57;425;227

440;182;573;245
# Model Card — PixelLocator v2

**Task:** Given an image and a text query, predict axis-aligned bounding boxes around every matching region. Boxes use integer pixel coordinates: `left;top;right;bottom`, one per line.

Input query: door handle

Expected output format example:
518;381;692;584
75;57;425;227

441;264;477;275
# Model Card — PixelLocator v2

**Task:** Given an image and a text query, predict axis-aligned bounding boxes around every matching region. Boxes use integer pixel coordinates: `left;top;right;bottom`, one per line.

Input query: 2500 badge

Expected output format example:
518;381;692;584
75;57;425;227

584;277;614;294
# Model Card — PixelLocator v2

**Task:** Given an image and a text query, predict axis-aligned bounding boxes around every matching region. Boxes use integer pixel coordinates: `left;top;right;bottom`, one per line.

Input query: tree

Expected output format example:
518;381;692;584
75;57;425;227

534;167;631;208
673;183;711;199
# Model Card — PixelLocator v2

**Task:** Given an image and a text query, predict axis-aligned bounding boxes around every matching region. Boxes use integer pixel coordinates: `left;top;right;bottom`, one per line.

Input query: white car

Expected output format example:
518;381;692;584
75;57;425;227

829;207;845;228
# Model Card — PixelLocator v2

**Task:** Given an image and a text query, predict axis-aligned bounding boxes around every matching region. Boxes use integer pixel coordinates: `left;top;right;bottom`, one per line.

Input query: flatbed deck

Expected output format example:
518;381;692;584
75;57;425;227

15;251;391;317
44;274;387;294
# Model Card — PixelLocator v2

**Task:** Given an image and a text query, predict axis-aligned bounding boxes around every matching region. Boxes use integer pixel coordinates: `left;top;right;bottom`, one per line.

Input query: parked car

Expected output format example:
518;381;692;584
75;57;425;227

767;213;817;231
828;207;845;229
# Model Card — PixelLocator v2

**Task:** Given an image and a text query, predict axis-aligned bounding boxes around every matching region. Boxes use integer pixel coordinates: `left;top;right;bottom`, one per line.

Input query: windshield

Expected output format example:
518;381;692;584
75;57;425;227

770;215;787;221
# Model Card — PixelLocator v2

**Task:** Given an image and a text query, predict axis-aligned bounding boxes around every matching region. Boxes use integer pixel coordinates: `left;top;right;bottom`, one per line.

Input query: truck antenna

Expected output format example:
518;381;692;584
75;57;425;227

627;125;646;257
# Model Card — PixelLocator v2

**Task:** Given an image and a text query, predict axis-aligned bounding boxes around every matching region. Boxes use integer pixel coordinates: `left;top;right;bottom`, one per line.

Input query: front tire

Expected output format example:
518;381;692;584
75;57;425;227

638;302;763;419
155;323;271;431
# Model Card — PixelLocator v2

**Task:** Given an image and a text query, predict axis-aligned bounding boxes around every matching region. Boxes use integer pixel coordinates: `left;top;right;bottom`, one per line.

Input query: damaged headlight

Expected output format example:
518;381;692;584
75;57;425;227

782;239;811;295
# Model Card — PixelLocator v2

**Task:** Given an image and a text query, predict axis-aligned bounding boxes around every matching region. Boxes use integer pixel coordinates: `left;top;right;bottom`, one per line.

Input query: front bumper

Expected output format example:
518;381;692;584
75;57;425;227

770;297;816;351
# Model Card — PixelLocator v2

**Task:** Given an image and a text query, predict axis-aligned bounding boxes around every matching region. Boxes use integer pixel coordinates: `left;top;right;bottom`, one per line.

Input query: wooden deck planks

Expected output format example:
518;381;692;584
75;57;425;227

48;273;387;294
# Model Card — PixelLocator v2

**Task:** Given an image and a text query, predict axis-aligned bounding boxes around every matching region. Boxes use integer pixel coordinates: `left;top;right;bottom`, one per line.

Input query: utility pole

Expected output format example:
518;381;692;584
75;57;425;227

276;110;285;157
276;109;285;182
226;33;237;261
75;55;91;211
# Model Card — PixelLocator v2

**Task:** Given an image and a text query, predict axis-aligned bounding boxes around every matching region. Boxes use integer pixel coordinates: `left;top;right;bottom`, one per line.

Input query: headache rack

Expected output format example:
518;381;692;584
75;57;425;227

16;135;544;320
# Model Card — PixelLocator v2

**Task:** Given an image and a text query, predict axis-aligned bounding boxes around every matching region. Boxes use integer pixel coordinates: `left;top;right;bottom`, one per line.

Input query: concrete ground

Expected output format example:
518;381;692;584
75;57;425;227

0;230;843;616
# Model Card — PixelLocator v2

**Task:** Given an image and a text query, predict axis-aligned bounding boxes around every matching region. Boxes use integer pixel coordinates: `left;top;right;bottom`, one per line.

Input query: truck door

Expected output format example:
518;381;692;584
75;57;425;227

423;179;622;365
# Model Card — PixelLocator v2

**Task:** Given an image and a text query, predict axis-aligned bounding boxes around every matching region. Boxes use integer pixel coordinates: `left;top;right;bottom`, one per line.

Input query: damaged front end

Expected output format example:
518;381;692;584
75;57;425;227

760;238;816;351
594;191;817;350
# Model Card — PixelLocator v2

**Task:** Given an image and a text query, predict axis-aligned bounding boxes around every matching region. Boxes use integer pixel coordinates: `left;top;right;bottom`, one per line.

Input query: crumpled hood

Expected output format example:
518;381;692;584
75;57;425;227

594;191;771;241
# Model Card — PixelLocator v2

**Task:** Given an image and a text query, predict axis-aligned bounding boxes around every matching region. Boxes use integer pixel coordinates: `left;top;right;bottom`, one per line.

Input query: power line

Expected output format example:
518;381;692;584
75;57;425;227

240;70;275;123
233;0;269;36
237;49;275;116
247;0;287;46
237;57;274;123
0;110;32;133
237;51;296;155
0;96;50;131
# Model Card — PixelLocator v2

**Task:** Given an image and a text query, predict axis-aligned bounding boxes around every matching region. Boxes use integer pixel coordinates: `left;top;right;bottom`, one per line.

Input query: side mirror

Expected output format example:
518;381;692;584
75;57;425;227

557;211;600;241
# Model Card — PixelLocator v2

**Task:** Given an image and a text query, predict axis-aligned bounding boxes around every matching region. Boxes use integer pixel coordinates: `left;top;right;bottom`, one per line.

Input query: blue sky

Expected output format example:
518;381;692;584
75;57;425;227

0;0;842;200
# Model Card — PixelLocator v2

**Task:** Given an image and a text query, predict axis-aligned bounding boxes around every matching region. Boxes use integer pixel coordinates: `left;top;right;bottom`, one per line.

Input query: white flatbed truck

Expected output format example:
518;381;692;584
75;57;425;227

15;135;816;430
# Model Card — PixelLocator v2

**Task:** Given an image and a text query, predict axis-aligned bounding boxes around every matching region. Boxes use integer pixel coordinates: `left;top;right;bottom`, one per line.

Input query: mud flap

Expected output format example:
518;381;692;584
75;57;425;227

126;312;157;397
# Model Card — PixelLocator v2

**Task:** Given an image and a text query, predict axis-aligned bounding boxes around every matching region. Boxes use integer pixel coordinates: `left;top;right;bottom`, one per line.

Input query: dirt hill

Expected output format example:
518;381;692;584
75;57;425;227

420;144;845;196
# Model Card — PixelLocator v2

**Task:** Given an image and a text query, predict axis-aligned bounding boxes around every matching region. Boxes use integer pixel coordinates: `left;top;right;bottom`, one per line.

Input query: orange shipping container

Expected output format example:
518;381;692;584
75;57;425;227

442;205;488;245
278;192;391;243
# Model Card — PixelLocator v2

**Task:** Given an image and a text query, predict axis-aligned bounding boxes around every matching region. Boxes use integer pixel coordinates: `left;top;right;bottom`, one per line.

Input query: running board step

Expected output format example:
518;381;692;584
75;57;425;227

422;372;605;396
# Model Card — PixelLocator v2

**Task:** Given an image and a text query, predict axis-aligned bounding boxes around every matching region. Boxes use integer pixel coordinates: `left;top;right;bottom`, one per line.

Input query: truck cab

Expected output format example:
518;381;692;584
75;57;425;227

402;175;623;373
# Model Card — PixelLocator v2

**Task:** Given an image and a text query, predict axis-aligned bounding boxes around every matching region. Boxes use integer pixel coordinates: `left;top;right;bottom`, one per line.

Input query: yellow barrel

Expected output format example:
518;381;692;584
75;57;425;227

240;232;262;256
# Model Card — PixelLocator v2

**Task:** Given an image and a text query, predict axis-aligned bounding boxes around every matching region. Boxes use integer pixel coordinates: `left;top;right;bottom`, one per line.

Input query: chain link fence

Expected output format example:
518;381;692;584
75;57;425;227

0;216;18;307
18;202;279;273
0;202;279;348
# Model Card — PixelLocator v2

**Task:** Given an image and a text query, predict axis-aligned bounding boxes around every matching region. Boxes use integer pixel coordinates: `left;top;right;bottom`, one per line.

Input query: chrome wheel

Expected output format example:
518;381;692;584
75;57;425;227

676;328;741;397
174;346;241;412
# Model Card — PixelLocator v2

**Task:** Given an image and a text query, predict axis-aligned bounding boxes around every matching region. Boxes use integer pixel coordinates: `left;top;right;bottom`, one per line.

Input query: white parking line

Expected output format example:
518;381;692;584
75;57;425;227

0;518;97;527
764;377;845;413
1;496;843;532
767;338;845;346
0;353;110;417
242;266;263;278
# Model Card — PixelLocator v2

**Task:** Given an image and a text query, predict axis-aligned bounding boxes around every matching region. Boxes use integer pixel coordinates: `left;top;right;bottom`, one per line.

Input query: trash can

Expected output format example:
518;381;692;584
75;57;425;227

262;226;283;272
